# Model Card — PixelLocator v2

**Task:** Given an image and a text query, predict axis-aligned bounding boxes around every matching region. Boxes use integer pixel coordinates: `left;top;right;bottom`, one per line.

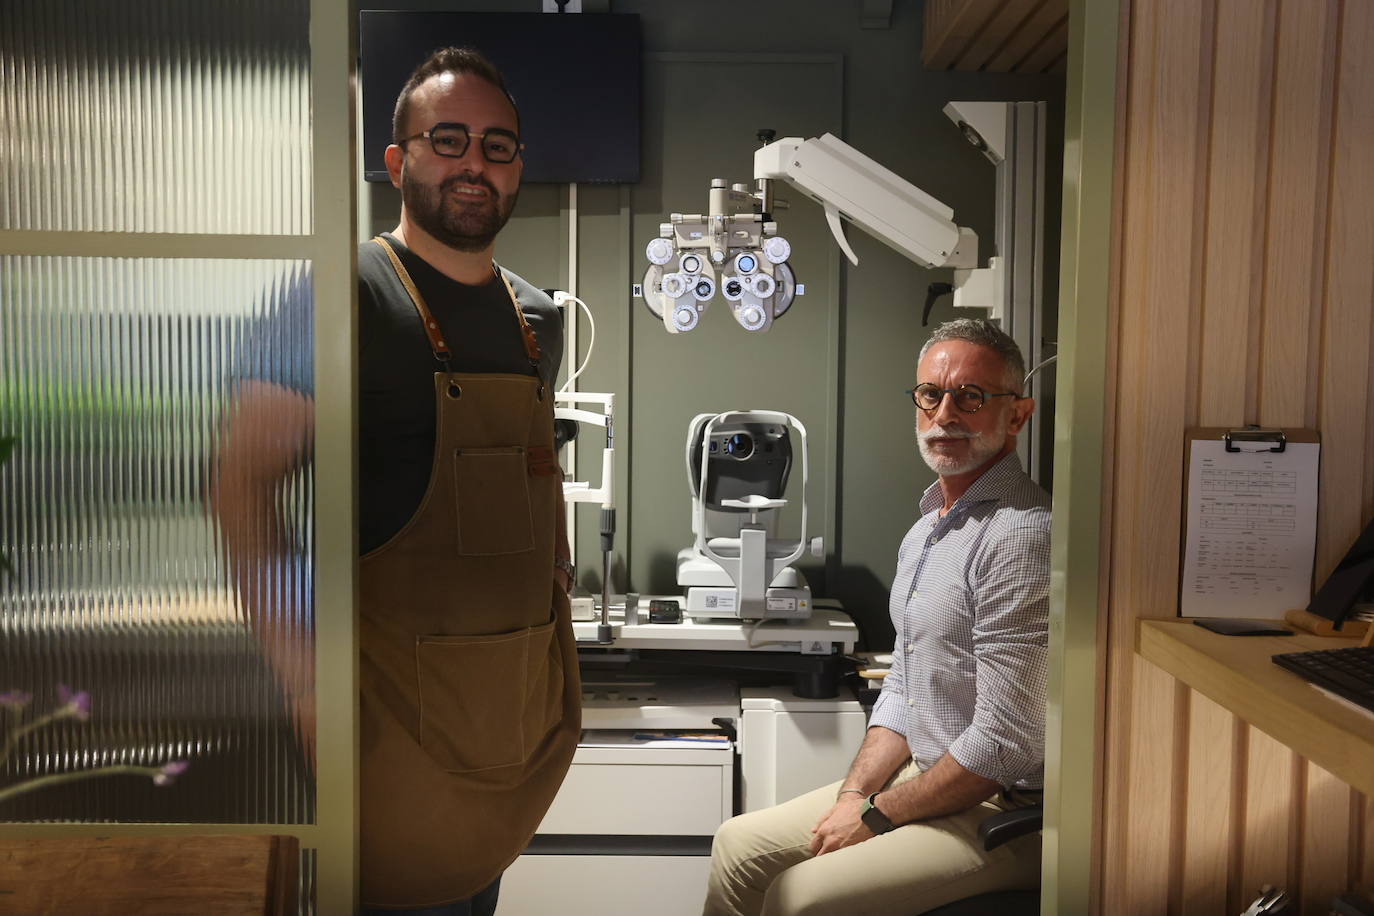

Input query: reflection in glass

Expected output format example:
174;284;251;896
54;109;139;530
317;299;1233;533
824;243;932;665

0;257;315;824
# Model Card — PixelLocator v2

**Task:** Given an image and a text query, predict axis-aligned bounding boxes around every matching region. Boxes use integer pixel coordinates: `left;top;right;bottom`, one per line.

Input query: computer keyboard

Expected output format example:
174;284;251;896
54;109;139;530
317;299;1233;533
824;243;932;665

1272;646;1374;713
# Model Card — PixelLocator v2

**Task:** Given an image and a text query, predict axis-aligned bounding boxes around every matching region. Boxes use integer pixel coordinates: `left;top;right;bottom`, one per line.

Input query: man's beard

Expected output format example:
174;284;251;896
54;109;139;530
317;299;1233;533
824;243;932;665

402;170;518;253
916;412;1008;476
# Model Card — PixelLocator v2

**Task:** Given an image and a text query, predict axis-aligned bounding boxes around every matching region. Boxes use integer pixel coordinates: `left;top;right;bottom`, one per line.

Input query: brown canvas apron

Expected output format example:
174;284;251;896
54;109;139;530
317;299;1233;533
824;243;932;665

358;237;581;908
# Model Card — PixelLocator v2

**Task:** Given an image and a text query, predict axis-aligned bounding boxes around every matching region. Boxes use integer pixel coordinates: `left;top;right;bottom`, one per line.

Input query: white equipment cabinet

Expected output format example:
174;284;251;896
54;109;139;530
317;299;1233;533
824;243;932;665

739;688;868;813
500;738;731;916
501;680;738;916
501;680;866;915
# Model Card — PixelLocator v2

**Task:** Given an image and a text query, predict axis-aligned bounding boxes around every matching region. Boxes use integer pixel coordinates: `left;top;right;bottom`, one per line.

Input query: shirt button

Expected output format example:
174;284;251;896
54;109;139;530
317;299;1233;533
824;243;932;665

906;698;914;706
905;643;913;652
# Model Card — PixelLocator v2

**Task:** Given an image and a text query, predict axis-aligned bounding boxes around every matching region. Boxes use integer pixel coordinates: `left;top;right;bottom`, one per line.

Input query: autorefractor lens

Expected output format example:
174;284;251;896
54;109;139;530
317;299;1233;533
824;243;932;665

725;433;754;459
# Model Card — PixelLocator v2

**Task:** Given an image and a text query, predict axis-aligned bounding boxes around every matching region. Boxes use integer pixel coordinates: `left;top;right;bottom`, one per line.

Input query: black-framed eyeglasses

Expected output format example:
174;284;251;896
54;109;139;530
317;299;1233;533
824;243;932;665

399;122;523;163
906;383;1019;413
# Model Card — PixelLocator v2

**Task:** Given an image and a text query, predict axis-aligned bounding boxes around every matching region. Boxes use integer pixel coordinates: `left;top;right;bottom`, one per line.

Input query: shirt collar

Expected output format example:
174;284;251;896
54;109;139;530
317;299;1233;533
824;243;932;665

918;451;1024;517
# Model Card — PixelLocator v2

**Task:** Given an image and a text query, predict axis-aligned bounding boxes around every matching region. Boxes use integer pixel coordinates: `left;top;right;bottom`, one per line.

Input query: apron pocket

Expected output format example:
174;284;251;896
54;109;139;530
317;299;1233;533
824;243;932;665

452;446;535;556
416;618;558;773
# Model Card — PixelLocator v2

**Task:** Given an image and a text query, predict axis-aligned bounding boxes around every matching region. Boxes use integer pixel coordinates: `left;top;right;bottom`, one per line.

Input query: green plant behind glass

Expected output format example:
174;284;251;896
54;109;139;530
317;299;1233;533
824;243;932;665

0;437;192;806
0;435;12;576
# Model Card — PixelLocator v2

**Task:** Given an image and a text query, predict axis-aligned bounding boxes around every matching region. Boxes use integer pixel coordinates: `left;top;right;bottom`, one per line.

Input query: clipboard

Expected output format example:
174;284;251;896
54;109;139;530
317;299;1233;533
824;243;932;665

1179;427;1320;619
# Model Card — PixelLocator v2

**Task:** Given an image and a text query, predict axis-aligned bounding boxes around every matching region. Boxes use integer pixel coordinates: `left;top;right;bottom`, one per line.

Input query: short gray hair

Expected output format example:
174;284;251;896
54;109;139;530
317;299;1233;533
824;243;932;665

917;318;1025;394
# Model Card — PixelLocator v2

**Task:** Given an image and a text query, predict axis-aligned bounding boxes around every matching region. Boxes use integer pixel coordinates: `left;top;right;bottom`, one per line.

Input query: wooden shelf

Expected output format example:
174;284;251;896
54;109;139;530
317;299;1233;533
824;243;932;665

1136;618;1374;797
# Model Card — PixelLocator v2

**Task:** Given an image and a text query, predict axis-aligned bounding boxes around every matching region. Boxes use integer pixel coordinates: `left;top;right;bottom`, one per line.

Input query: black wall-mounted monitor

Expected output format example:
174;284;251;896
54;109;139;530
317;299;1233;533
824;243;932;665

360;11;641;184
1306;516;1374;631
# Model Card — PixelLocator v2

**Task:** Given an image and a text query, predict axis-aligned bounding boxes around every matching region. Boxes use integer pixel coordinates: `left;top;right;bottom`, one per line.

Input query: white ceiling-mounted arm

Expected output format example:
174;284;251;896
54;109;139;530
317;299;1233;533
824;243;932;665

637;115;1021;332
754;133;978;271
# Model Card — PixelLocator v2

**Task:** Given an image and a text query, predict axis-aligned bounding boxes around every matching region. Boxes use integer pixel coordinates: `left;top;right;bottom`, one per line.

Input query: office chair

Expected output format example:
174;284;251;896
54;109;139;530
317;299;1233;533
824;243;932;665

922;805;1043;915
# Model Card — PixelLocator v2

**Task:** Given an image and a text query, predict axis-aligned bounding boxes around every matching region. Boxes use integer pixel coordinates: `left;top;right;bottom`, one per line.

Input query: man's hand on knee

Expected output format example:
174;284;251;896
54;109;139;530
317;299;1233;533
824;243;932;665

808;796;874;856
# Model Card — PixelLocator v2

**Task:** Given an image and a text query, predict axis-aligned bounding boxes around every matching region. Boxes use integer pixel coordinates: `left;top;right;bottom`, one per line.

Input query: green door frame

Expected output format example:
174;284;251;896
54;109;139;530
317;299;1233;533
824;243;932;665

1042;0;1119;912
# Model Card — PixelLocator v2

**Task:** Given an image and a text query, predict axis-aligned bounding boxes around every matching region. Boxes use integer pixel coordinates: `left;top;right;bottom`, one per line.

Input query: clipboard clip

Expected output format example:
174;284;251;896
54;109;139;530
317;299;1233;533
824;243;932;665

1224;426;1287;453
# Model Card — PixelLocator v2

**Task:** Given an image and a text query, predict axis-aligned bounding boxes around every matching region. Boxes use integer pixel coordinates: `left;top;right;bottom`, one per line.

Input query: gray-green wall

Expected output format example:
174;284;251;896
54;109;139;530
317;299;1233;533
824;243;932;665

362;1;1064;649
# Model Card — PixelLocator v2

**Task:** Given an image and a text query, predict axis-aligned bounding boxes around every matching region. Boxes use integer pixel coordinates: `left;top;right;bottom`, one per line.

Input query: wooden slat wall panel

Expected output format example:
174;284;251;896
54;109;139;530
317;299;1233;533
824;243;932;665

922;0;1069;72
1302;764;1357;912
1101;0;1161;904
1101;0;1374;910
1020;20;1070;75
1181;693;1239;915
1239;731;1300;896
955;0;1043;72
1302;5;1374;908
1256;0;1338;430
987;1;1069;72
1118;663;1183;914
1106;0;1207;909
924;0;1006;69
1317;0;1374;582
1362;796;1374;894
1195;0;1272;427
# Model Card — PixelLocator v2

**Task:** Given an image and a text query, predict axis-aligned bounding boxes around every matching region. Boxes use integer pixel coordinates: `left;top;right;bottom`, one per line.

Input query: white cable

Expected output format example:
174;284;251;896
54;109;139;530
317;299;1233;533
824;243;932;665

557;293;596;392
1021;353;1057;390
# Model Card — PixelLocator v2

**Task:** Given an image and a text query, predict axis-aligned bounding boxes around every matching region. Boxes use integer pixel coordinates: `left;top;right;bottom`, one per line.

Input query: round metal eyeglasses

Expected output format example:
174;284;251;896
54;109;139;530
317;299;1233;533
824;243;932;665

906;383;1019;413
399;122;523;163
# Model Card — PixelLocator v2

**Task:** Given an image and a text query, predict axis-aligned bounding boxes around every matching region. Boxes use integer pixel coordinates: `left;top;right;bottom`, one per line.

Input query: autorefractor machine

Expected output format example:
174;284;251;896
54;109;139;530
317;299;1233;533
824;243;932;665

676;410;822;622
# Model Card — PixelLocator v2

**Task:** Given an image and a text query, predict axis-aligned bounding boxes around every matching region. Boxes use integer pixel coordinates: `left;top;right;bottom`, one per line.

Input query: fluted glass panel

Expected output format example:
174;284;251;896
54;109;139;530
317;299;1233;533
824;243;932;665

0;257;315;824
0;0;310;234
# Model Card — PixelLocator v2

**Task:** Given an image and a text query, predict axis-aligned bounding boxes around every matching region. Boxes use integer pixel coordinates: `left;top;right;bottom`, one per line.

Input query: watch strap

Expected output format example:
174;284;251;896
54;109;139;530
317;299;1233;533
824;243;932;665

860;792;897;835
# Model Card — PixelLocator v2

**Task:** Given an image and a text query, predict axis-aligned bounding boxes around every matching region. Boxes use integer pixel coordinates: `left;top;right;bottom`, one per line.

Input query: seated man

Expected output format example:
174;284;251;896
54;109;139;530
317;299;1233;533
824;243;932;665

704;318;1050;916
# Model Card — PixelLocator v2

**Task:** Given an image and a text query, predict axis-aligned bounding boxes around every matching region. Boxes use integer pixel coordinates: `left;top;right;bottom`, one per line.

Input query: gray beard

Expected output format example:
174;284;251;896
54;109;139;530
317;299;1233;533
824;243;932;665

916;416;1009;476
402;171;518;253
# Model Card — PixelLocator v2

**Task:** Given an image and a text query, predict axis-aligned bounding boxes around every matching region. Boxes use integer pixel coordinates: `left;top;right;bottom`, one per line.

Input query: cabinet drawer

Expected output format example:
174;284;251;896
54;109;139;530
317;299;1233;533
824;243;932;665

502;854;711;916
538;756;732;835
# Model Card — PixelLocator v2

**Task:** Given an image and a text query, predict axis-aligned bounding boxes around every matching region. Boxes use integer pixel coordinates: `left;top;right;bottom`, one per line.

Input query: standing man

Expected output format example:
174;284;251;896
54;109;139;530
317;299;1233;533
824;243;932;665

213;45;579;916
356;47;579;913
703;319;1049;915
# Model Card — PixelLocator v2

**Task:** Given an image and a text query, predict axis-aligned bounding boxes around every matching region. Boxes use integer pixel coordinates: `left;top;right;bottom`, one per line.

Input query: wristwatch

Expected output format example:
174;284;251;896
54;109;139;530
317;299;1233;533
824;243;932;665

553;557;575;591
860;792;897;835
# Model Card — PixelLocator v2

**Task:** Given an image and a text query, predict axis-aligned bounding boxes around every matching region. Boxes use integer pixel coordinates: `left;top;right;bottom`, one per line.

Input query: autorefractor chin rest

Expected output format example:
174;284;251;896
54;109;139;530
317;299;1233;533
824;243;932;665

676;410;823;621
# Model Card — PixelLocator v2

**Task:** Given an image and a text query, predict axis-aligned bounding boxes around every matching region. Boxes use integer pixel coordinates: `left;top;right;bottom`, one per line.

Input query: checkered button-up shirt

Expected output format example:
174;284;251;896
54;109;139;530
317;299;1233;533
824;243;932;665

869;452;1052;790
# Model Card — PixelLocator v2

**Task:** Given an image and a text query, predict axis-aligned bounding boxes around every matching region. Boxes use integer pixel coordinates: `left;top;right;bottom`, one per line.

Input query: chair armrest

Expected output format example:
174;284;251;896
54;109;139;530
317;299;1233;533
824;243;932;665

977;805;1043;851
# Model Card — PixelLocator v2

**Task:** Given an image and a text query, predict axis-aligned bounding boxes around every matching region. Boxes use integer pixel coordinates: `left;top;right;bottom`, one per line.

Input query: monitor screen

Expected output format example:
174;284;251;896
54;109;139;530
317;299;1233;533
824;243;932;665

1306;516;1374;629
359;11;641;184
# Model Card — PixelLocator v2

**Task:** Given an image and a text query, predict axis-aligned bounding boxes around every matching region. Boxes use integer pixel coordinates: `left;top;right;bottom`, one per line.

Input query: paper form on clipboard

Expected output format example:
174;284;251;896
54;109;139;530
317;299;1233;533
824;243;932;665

1180;428;1320;619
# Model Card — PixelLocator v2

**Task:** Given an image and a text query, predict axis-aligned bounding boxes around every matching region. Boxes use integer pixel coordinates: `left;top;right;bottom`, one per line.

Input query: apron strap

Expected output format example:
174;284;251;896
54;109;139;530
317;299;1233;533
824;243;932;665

371;236;543;375
492;262;544;373
372;235;451;364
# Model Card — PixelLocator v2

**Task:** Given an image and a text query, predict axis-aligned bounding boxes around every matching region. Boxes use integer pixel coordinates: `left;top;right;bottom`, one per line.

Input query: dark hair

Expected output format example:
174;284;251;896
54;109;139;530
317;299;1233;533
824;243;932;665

392;46;520;144
918;318;1027;394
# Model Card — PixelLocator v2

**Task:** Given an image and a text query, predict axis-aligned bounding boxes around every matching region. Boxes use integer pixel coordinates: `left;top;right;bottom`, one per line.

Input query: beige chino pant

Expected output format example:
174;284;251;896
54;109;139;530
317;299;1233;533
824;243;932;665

703;760;1041;916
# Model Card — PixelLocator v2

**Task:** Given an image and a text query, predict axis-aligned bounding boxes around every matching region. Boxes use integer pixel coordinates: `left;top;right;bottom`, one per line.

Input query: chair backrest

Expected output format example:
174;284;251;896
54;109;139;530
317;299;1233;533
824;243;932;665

0;834;300;915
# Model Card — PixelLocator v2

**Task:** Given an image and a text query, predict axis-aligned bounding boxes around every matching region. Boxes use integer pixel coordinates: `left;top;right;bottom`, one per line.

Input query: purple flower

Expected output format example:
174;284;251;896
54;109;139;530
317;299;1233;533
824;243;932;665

55;684;91;721
152;760;190;787
0;689;32;711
